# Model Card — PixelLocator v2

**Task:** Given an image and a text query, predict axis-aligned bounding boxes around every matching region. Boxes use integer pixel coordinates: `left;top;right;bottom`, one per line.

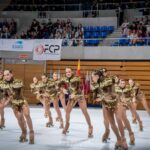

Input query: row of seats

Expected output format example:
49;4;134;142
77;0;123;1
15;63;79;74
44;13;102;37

112;38;150;46
84;26;114;46
84;31;107;39
84;26;114;32
84;39;101;46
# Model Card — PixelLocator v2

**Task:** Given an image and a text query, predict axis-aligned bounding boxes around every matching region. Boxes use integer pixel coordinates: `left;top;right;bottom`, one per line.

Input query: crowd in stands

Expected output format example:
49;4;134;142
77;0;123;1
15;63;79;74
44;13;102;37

0;19;17;39
0;17;114;46
20;19;84;46
120;16;150;45
3;16;150;47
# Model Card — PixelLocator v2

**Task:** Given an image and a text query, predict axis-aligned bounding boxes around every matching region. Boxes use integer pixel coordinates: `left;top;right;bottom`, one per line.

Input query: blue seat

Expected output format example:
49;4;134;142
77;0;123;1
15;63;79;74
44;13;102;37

95;40;100;45
94;26;100;32
107;26;114;33
89;26;94;32
84;32;91;39
128;43;134;46
84;39;89;46
91;40;100;46
85;40;93;46
84;39;100;46
118;38;129;46
84;26;90;32
92;32;99;38
88;40;93;46
95;26;102;32
136;43;144;46
111;41;119;46
100;32;107;38
84;39;94;46
147;38;150;45
101;26;107;32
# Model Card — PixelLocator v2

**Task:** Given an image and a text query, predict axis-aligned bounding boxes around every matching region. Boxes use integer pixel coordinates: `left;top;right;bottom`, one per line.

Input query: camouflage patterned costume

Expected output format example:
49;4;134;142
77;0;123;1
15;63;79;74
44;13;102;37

34;80;50;104
115;85;133;108
30;82;40;95
130;83;145;102
0;78;3;101
0;79;27;111
99;76;118;111
90;69;117;110
46;79;60;101
61;75;84;106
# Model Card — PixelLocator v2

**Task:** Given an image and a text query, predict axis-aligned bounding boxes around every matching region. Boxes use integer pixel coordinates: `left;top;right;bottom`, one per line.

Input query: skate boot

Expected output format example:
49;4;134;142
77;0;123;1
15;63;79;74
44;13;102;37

59;118;64;129
115;139;122;150
56;116;60;122
102;129;110;142
132;117;137;124
46;121;53;127
0;118;5;129
44;113;48;118
19;129;28;143
129;132;135;145
122;138;128;150
62;122;70;135
29;130;34;144
1;118;5;128
139;121;143;131
88;126;93;138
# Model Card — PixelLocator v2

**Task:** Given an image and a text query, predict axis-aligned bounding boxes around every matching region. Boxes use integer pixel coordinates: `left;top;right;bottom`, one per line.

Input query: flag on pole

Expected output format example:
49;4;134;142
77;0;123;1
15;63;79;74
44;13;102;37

49;65;53;79
58;65;60;79
76;59;80;76
83;71;90;95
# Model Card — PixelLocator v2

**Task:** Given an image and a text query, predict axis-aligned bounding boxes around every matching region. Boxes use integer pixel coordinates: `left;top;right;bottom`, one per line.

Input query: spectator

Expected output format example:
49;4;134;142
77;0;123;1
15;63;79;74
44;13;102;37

0;19;17;39
128;29;138;45
146;21;150;36
121;16;150;45
19;18;84;46
121;19;129;35
20;31;27;39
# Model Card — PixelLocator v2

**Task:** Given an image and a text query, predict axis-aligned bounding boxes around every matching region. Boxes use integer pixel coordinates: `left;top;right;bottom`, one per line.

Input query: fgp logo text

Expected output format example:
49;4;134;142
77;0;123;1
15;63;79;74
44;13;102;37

35;44;60;55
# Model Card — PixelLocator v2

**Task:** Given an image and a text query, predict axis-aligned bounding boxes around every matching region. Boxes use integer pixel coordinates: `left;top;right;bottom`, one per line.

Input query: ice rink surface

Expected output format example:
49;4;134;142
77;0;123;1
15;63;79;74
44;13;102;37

0;106;150;150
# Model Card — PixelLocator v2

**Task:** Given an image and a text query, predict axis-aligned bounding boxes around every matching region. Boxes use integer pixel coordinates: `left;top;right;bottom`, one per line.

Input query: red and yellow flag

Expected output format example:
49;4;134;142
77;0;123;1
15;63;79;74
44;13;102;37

76;59;80;76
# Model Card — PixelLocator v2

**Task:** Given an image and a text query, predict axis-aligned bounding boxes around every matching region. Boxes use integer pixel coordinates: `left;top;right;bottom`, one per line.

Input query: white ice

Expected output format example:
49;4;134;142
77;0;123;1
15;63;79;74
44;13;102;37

0;106;150;150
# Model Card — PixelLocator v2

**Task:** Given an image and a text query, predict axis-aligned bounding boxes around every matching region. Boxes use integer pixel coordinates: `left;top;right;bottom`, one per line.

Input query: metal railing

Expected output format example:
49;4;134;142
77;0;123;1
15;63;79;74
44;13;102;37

60;37;150;46
2;1;147;11
0;38;149;46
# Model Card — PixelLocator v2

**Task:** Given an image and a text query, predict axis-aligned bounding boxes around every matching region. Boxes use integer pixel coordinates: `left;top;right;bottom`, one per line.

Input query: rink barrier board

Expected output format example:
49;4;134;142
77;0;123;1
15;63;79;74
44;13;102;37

46;60;150;110
2;61;150;109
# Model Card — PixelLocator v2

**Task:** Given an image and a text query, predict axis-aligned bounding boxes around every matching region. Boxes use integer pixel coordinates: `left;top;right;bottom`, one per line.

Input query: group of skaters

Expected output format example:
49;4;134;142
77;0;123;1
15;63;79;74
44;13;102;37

0;67;150;150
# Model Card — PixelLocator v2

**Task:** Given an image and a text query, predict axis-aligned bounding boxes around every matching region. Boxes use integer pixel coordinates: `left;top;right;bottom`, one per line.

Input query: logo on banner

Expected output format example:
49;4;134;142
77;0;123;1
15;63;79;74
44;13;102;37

35;44;60;55
35;44;44;55
33;39;62;60
12;40;23;49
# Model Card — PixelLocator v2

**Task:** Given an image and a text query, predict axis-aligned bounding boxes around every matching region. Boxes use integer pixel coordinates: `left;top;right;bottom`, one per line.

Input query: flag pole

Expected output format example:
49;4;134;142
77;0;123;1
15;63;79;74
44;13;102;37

44;60;47;74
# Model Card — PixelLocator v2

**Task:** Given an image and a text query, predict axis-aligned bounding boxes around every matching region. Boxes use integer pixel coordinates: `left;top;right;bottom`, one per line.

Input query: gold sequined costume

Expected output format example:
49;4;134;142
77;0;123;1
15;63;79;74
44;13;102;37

30;82;40;95
0;79;3;101
99;76;118;111
130;83;145;102
0;79;27;111
61;75;84;106
34;80;50;105
115;85;133;108
46;79;60;101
